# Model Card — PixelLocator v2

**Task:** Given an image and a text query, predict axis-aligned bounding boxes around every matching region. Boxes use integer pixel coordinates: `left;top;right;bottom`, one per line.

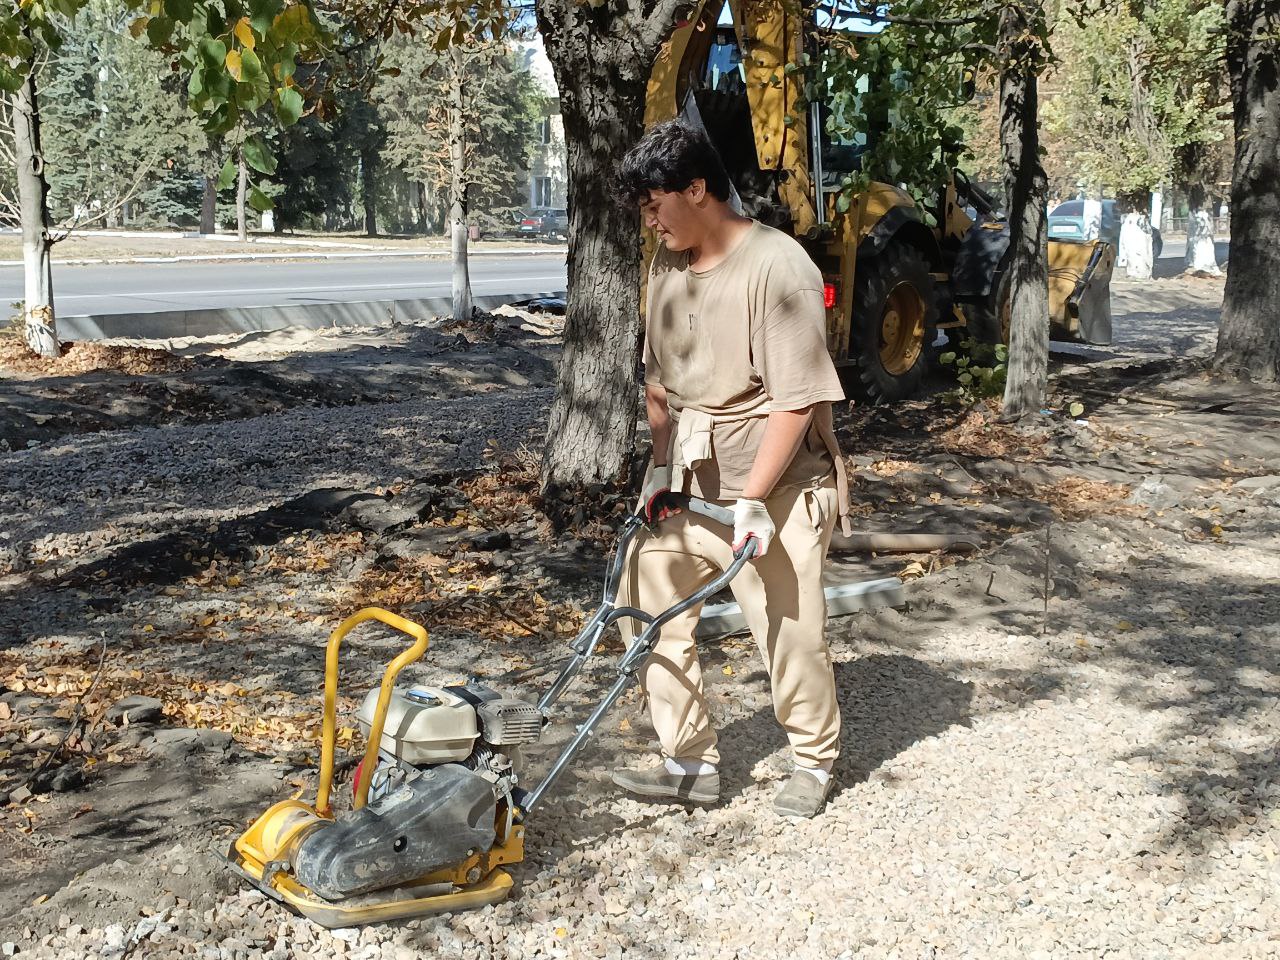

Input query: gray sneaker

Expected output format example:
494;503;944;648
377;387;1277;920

773;768;832;818
612;761;720;804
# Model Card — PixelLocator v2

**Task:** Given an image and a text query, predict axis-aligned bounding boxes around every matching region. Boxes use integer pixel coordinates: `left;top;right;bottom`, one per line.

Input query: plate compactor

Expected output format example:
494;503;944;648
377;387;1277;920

227;494;756;927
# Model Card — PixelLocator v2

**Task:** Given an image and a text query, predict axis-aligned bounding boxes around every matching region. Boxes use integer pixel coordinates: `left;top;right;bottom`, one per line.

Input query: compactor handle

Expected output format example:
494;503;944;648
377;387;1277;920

316;607;430;816
648;492;760;560
647;491;736;529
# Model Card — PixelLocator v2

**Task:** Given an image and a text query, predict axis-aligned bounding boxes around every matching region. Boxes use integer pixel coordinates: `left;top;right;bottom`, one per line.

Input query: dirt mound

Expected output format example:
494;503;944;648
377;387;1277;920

0;339;192;378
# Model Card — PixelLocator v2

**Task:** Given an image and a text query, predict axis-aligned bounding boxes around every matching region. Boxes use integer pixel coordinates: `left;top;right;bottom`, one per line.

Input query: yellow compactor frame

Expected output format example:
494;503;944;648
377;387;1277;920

226;607;525;928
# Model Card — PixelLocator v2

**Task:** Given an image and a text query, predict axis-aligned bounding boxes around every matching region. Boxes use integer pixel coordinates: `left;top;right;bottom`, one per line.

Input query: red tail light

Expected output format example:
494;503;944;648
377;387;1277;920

823;282;838;309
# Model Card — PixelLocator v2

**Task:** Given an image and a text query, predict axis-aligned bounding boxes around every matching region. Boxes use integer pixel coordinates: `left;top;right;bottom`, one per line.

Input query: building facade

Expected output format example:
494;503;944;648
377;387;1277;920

517;39;568;212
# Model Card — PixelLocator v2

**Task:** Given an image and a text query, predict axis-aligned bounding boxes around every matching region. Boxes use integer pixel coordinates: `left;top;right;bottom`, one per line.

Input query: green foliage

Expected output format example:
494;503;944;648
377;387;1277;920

0;0;323;238
940;337;1008;402
218;157;238;190
268;89;362;230
134;170;205;227
1041;0;1229;196
808;2;1000;209
376;31;541;221
275;85;303;125
26;0;207;226
243;134;278;175
247;184;274;211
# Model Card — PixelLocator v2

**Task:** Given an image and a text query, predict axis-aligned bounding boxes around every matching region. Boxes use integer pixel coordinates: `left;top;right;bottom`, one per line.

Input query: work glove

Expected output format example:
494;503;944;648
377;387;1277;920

640;463;672;521
732;497;774;558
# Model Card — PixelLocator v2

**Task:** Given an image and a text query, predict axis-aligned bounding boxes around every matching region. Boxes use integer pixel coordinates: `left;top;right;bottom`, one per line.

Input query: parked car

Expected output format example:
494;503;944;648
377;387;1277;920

518;208;568;240
1048;199;1163;259
471;210;527;240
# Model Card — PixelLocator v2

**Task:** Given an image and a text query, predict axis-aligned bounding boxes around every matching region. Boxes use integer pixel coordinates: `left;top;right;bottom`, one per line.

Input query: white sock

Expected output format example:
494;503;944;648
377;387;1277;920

665;756;717;776
795;762;833;786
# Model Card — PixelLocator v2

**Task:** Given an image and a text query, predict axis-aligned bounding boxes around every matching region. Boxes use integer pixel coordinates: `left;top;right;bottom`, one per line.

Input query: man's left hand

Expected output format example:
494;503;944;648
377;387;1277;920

732;497;774;558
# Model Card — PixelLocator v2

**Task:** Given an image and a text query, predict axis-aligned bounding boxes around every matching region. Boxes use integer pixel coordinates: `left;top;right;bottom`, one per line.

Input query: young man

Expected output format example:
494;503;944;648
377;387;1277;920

613;119;851;818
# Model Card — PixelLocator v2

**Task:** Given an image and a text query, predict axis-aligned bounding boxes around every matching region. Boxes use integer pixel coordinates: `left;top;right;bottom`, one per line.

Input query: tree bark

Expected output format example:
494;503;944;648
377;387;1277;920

362;147;379;237
1119;209;1154;279
1184;182;1221;274
13;62;58;358
999;2;1051;420
200;175;217;234
535;1;681;494
236;150;248;243
448;46;472;325
1214;0;1280;382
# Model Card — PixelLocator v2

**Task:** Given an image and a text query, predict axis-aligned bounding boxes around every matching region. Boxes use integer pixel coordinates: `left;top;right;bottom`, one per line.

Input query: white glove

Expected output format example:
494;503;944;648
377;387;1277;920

732;497;774;558
640;463;672;520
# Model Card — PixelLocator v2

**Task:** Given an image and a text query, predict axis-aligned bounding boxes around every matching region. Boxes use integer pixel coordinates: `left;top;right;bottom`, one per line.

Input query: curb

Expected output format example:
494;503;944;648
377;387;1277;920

0;247;568;268
59;289;568;341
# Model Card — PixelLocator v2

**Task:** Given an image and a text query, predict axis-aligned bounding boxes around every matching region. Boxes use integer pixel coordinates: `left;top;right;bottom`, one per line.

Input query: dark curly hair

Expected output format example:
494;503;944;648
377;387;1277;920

615;119;732;207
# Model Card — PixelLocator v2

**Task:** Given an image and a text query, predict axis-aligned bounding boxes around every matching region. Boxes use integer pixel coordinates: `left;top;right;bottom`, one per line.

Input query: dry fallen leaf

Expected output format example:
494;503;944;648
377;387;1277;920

897;561;928;582
722;664;734;676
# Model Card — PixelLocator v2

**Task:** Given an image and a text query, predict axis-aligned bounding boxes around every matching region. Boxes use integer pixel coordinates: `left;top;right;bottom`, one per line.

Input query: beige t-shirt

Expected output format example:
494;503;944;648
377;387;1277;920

643;220;846;500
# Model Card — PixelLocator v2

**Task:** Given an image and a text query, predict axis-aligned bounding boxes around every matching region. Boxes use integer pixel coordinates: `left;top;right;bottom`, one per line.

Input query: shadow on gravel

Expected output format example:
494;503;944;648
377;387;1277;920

712;654;975;804
0;488;375;616
1071;555;1280;865
940;533;1280;867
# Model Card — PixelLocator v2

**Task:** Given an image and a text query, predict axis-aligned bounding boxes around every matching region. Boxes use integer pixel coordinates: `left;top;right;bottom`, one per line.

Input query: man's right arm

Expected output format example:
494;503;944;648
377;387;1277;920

645;383;673;466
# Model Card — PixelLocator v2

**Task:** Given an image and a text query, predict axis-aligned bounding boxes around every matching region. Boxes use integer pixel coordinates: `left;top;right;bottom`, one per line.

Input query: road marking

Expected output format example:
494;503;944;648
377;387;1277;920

51;275;563;301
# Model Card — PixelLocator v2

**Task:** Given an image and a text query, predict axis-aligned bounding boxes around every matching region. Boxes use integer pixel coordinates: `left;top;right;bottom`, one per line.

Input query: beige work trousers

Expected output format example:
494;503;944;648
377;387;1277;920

619;480;841;768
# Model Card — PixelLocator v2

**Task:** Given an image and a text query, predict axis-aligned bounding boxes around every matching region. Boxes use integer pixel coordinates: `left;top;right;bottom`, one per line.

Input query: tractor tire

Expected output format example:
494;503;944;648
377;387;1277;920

843;241;937;403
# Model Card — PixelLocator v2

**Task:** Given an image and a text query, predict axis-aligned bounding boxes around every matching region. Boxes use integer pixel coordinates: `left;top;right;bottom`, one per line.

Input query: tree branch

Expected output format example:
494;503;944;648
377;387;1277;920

818;0;993;29
638;0;700;55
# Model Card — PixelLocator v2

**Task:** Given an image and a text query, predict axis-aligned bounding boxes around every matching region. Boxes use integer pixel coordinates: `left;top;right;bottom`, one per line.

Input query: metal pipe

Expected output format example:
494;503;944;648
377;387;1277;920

810;99;827;227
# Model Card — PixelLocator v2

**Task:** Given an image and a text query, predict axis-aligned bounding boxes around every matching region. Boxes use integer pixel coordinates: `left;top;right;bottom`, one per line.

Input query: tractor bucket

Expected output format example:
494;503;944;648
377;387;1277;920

1048;238;1116;346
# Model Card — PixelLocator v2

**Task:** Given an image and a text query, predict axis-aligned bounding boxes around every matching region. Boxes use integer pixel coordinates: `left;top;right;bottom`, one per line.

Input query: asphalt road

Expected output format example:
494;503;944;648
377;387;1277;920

0;240;1223;318
0;254;568;316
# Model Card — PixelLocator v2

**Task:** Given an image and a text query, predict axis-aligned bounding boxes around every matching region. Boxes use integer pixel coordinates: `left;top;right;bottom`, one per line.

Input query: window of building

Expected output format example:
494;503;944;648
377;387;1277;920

540;116;553;144
535;177;553;207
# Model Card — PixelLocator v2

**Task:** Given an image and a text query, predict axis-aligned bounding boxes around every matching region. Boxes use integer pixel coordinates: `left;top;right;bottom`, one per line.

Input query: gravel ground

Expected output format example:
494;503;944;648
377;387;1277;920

9;496;1278;960
0;387;550;582
5;275;1280;959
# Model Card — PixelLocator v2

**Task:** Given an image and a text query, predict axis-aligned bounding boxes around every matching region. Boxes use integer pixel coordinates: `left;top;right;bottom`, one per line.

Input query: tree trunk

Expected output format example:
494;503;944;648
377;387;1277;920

998;3;1050;420
1118;210;1153;279
535;9;658;494
362;147;379;237
448;46;472;325
13;64;58;358
1184;182;1221;274
236;150;248;243
416;181;429;233
1214;0;1280;382
200;175;217;234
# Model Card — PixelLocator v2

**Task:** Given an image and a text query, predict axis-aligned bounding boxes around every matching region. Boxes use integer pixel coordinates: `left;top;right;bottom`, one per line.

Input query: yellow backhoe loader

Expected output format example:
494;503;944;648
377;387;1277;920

644;0;1115;402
